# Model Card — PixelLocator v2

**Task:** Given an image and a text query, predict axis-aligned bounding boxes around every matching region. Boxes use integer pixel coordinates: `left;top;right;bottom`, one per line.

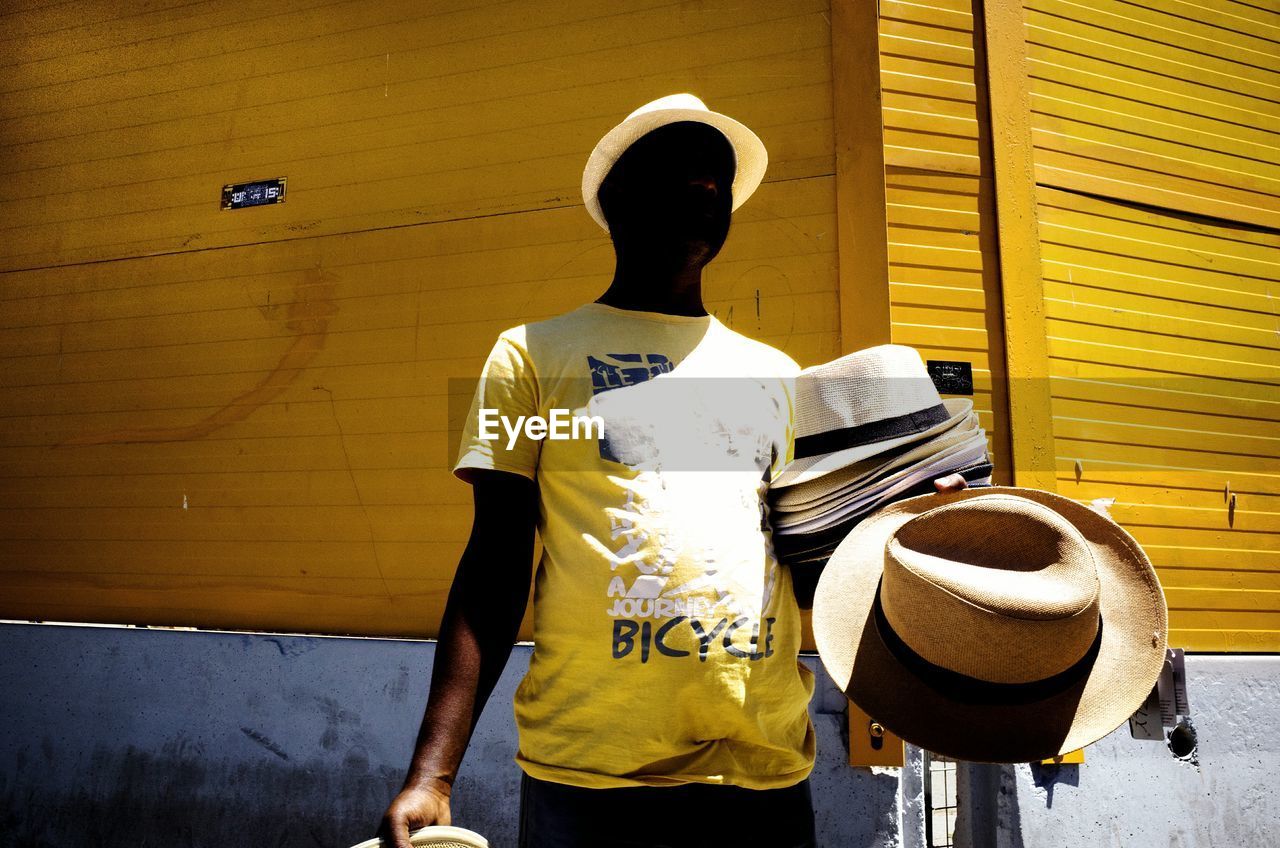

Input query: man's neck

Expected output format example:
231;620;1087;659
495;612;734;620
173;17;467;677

596;256;709;317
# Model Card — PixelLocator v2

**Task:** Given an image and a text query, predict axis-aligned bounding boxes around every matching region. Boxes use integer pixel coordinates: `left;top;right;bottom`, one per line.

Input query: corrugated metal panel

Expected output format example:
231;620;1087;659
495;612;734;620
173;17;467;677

1037;185;1280;651
0;181;837;637
879;0;1015;482
1020;0;1280;651
0;0;833;271
1023;0;1280;229
0;1;837;637
881;0;982;175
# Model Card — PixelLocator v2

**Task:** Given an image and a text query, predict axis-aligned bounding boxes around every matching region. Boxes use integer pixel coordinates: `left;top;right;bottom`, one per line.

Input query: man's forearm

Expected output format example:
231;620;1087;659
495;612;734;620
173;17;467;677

402;543;532;790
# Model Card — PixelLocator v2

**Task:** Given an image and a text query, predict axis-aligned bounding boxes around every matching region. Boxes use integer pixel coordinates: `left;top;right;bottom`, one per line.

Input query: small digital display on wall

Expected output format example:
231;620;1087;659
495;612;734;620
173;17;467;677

221;177;286;210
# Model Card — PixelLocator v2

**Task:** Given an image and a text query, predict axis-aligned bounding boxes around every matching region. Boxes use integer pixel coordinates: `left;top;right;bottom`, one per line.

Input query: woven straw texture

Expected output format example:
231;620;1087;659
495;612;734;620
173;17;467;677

794;346;940;436
774;398;973;489
774;409;983;510
812;487;1168;763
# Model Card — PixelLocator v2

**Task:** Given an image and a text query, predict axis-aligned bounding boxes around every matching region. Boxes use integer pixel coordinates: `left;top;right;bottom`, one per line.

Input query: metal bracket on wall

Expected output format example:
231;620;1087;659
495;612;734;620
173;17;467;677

847;698;905;767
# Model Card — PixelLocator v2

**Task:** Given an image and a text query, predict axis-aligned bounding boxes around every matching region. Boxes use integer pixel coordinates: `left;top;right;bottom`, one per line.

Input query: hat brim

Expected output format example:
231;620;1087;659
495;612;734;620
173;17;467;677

770;459;994;560
812;487;1168;763
773;398;974;490
582;106;768;231
348;826;489;848
773;409;983;511
772;436;990;531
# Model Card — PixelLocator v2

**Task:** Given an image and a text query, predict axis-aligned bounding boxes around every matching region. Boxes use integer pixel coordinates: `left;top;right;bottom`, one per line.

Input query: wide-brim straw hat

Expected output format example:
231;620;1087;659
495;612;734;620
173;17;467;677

581;92;768;231
813;486;1168;763
350;825;489;848
773;344;974;489
776;397;972;490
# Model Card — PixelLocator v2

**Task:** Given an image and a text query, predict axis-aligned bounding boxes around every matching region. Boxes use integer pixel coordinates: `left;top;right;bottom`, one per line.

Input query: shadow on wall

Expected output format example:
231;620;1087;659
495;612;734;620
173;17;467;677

0;739;516;848
952;762;1014;848
2;738;909;848
813;765;902;845
1027;761;1080;808
0;626;910;848
2;748;903;848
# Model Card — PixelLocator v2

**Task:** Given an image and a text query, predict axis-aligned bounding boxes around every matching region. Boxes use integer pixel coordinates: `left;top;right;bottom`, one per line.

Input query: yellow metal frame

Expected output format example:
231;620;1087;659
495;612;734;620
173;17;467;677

847;698;906;768
979;0;1057;492
831;0;892;353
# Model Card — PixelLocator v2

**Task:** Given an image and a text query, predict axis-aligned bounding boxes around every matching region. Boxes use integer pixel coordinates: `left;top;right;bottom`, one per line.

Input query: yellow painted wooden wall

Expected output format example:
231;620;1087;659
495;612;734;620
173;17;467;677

1008;0;1280;650
0;0;840;639
3;0;1275;653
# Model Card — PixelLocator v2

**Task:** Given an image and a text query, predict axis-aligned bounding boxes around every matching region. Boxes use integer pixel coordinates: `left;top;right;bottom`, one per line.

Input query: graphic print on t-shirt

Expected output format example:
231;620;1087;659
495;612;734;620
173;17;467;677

586;351;781;666
588;352;673;463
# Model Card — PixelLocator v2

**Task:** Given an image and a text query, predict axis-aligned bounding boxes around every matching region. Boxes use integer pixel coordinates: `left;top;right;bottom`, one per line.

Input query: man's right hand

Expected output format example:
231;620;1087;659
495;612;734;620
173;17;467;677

376;778;452;847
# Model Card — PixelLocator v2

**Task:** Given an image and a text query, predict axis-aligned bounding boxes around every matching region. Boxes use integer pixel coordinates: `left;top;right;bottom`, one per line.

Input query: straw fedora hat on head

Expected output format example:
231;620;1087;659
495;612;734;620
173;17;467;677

581;92;768;231
772;344;973;489
813;487;1168;763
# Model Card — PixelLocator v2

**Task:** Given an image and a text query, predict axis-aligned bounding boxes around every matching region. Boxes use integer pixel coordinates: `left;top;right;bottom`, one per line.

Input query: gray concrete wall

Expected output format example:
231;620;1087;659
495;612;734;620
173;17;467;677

955;656;1280;848
1;623;1273;847
0;622;918;848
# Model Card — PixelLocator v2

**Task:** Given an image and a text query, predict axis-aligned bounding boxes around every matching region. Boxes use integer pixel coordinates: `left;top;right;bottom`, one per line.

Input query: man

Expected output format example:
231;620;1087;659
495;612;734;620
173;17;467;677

378;94;966;848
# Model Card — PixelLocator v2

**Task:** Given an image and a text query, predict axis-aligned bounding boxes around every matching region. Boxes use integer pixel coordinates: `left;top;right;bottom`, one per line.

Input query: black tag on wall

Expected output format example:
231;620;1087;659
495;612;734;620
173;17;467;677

221;177;287;210
926;360;973;395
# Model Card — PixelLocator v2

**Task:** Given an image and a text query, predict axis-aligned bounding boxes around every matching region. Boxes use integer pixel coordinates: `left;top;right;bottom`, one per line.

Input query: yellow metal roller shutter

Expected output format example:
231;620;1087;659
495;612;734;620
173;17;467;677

1017;0;1280;651
880;0;1016;482
0;0;838;637
1038;187;1280;651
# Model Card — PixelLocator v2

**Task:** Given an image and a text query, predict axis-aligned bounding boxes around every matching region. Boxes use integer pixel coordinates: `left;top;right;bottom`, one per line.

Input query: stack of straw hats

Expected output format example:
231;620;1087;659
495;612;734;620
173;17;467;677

768;346;1171;763
769;345;993;567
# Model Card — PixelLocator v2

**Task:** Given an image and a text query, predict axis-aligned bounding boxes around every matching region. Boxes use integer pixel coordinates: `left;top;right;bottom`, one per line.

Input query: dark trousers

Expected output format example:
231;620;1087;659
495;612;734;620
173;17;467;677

517;771;818;848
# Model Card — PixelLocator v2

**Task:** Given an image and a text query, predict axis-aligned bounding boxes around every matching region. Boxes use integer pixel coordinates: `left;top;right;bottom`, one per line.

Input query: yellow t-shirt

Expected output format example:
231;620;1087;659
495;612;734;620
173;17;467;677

453;300;816;789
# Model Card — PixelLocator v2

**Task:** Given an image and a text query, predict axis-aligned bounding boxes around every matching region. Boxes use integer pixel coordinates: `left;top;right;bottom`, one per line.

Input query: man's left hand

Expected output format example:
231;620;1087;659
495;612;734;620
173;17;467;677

933;473;969;494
